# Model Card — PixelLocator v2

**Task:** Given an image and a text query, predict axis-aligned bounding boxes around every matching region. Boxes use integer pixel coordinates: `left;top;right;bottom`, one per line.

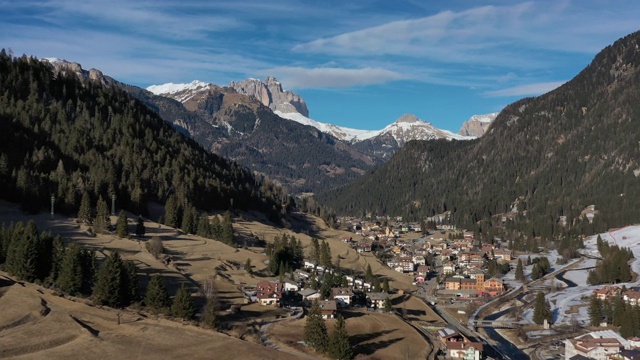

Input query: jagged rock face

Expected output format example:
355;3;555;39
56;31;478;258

458;113;498;137
44;59;117;87
230;77;309;117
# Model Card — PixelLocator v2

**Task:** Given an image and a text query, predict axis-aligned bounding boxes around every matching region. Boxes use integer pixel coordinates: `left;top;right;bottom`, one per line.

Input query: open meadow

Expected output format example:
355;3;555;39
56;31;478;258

0;201;435;359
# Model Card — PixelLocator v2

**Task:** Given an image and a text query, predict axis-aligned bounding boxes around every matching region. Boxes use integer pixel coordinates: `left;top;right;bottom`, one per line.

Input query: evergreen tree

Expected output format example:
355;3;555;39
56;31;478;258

197;213;210;238
171;283;196;320
78;191;93;224
95;195;110;233
310;274;319;290
164;196;178;228
46;235;66;285
116;210;128;238
304;299;328;352
515;258;525;281
181;204;196;234
80;248;98;294
6;221;45;282
373;277;381;293
244;258;252;274
320;276;332;300
383;297;393;312
310;238;320;265
220;211;234;244
123;260;139;302
135;216;145;237
144;275;170;314
92;251;126;307
382;278;390;293
588;294;603;326
320;241;332;269
532;291;552;325
201;295;217;329
56;242;84;295
365;264;374;284
328;315;353;360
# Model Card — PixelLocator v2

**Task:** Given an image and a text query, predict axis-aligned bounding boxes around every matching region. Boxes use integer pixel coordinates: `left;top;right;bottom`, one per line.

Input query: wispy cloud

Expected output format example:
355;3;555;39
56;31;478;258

484;81;566;97
260;67;406;88
293;1;639;69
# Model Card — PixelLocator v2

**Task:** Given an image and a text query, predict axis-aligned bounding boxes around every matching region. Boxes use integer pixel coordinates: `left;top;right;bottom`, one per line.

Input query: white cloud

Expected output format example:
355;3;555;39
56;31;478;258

260;67;406;88
484;81;566;97
293;1;640;69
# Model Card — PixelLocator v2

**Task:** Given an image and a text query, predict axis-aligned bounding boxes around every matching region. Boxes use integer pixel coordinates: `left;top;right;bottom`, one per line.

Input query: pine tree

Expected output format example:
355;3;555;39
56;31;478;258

201;295;217;329
171;283;196;320
532;291;552;325
92;251;125;307
116;210;128;238
383;297;393;312
46;235;66;285
56;242;84;295
221;211;234;244
320;241;332;269
244;258;252;274
95;195;110;233
365;264;374;283
78;191;93;224
135;216;145;237
197;213;210;238
382;278;390;293
588;294;603;326
310;238;320;265
181;204;196;234
144;275;170;314
123;260;139;302
164;196;178;228
328;315;353;360
304;299;328;352
515;258;525;281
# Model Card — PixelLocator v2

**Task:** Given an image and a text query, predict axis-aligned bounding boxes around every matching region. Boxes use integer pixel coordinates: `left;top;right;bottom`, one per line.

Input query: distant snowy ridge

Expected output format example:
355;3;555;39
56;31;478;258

274;111;379;142
276;111;473;144
147;80;211;95
146;81;215;103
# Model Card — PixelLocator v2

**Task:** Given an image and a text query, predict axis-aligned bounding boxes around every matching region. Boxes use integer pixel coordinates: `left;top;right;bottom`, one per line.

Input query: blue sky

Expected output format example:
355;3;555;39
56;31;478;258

2;1;639;132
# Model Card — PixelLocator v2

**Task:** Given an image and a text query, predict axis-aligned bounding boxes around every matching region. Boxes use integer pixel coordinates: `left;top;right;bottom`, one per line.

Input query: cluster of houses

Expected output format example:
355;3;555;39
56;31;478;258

343;220;509;298
437;327;484;360
565;330;640;360
247;260;390;321
594;285;640;307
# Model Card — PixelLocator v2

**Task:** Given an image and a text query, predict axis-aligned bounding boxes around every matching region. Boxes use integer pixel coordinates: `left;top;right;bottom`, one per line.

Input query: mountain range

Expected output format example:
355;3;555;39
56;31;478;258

319;30;640;238
42;57;495;195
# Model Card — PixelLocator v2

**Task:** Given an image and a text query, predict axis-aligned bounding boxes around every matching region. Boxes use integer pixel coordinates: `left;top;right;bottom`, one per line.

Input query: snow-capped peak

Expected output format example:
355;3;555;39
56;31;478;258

146;80;211;96
468;112;499;123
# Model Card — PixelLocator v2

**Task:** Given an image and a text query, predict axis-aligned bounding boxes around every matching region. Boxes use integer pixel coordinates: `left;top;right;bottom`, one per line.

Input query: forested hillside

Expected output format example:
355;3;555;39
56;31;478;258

320;31;640;238
0;51;291;220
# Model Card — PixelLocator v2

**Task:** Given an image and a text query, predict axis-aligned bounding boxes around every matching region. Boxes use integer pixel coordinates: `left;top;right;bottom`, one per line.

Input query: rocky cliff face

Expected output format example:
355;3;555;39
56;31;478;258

230;77;309;117
458;113;498;137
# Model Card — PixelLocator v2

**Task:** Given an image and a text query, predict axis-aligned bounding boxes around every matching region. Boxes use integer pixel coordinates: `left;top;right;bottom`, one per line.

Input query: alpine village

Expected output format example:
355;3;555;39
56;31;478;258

4;10;640;360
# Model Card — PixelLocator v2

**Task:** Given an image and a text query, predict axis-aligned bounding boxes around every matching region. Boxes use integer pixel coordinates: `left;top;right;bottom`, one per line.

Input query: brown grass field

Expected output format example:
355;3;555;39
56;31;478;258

0;201;440;359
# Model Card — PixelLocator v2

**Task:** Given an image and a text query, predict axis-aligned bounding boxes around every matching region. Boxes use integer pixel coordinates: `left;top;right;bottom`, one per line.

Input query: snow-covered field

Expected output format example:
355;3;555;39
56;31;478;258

520;225;640;327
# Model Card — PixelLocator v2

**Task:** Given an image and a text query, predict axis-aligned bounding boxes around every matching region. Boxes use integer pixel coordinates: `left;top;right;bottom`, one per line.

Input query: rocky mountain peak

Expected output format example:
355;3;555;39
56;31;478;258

394;114;422;124
43;58;117;87
458;112;499;137
230;77;309;117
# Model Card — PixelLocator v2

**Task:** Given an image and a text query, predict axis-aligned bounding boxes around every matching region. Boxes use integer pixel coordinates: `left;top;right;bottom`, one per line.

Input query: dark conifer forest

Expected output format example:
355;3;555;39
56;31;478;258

0;51;292;220
320;31;640;239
